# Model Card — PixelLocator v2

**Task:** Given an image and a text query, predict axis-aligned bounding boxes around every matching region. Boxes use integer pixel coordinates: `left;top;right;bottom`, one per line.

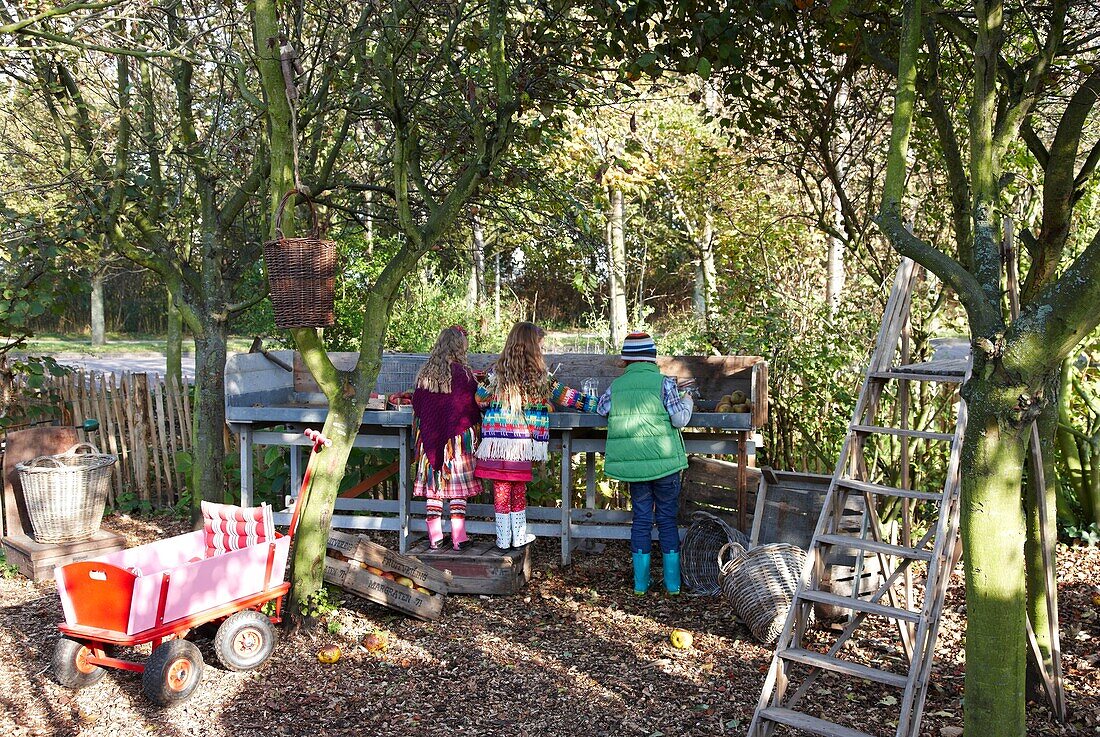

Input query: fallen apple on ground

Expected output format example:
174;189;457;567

363;632;388;652
317;645;341;664
669;628;693;649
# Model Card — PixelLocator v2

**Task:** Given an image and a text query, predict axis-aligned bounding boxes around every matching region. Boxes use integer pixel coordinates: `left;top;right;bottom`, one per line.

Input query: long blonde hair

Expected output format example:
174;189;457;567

493;321;547;410
416;326;469;393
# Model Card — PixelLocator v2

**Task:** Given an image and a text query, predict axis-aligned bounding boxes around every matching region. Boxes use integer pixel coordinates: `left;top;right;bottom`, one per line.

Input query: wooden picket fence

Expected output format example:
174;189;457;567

51;371;193;510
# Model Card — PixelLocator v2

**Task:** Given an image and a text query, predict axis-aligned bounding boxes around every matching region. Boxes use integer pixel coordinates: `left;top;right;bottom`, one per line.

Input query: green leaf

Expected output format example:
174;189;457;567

696;57;712;79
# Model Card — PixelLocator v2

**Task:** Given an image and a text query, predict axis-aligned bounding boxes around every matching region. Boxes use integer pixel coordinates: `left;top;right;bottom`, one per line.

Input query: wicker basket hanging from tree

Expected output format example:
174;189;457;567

263;188;337;329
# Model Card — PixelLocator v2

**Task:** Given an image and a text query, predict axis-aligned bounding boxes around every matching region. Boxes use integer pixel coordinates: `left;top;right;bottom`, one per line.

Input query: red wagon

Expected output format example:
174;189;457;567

50;429;330;705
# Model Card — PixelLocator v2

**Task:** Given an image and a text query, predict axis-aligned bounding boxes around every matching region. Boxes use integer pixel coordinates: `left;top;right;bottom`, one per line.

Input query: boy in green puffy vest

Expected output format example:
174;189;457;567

597;331;693;594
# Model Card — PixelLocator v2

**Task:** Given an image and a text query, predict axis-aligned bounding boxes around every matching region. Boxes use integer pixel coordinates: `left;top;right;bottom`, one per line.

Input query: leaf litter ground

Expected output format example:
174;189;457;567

1;514;1097;737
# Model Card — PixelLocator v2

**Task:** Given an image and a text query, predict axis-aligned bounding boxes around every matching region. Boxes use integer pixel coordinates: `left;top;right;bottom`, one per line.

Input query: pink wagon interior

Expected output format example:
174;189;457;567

56;503;290;636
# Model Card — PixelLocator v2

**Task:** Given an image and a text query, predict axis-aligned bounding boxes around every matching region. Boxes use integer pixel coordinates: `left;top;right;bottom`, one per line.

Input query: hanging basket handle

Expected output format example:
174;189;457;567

62;443;103;456
273;187;322;241
18;455;66;470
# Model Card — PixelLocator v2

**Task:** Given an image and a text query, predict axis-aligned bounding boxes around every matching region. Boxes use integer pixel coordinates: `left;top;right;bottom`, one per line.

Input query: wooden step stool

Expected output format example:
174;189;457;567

406;537;533;596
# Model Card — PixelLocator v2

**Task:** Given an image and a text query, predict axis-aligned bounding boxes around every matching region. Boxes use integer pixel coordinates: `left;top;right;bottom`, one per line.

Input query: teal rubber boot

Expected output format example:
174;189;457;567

632;552;651;595
663;551;682;595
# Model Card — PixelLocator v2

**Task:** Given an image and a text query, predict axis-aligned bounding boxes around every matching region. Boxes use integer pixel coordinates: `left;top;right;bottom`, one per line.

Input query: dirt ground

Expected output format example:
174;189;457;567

1;514;1097;737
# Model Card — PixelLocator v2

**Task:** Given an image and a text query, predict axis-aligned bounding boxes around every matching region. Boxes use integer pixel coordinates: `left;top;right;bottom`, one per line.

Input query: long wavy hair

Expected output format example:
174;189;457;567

493;321;548;410
416;326;470;393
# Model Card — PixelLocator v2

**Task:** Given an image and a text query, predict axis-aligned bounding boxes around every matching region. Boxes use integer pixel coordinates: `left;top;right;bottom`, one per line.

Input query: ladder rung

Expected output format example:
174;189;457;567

870;369;965;383
798;589;922;623
851;424;955;441
759;707;876;737
837;478;942;501
817;534;934;562
779;647;909;688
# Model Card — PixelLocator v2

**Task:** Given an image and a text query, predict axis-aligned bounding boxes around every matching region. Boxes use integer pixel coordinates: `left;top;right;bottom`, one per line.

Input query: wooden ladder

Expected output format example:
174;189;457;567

747;258;968;737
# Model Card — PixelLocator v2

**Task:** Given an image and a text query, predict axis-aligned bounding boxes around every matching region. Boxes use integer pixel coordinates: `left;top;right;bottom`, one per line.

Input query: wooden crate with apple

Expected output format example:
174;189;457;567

324;531;451;621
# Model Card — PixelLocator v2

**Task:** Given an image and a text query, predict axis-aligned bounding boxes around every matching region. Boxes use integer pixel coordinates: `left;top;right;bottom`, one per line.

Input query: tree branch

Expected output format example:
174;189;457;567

1021;70;1100;304
878;0;999;334
0;1;121;35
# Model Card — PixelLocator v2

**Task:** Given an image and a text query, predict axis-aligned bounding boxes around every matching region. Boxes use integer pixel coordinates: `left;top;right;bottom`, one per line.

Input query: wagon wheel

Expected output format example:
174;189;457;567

52;637;107;689
213;610;277;672
142;639;204;706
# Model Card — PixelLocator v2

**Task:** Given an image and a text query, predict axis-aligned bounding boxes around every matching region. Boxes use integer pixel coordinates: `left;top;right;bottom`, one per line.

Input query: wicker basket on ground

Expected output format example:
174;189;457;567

681;510;749;595
718;541;809;645
16;443;116;544
263;188;337;329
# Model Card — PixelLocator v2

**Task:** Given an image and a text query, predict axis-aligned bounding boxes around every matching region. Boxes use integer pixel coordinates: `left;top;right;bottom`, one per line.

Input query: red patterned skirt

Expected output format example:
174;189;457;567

412;425;482;499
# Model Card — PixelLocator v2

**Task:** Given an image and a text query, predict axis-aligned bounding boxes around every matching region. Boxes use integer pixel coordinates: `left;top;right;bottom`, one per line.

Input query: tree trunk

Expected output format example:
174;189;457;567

826;184;846;315
190;319;228;525
494;251;501;323
693;213;717;322
606;187;628;347
960;373;1030;737
90;263;106;346
166;271;183;389
287;394;359;618
1057;359;1099;524
466;211;484;308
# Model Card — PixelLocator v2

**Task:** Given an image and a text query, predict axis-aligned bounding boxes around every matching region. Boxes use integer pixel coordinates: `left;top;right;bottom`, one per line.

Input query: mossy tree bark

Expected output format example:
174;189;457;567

876;1;1100;734
253;0;524;624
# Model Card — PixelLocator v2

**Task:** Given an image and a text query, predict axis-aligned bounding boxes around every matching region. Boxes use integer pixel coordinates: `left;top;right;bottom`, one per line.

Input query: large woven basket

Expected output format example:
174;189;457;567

263;188;337;329
681;510;749;595
16;443;116;544
718;541;809;645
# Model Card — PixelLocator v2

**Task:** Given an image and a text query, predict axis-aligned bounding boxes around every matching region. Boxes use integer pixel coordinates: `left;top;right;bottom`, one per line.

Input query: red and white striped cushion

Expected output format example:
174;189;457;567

201;501;275;557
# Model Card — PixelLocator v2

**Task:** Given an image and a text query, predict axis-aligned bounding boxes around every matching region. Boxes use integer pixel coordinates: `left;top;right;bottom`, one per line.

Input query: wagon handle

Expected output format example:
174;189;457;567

273;187;323;242
287;428;331;539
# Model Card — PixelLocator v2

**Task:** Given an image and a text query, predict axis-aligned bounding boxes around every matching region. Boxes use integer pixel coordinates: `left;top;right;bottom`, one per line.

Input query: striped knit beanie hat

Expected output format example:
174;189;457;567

621;331;657;362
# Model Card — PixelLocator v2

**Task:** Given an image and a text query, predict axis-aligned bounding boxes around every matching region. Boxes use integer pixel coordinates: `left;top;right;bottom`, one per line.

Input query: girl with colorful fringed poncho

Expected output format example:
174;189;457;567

411;325;482;550
474;322;597;548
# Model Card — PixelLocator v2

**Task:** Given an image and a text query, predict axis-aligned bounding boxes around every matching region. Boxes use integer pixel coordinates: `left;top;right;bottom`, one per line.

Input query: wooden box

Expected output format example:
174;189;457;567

2;529;127;582
680;456;761;533
324;531;450;621
404;538;533;596
750;470;881;602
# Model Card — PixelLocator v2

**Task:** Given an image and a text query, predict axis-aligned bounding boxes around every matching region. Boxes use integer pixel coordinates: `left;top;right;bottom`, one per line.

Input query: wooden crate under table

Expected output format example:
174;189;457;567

405;537;533;596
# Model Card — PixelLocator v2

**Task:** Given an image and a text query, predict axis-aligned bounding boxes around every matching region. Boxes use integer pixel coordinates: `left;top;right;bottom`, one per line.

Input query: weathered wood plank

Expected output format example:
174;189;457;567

685;457;762;488
152;378;174;504
324;555;445;621
1;530;127;582
93;375;123;504
291;352;768;425
407;540;533;596
325;531;451;593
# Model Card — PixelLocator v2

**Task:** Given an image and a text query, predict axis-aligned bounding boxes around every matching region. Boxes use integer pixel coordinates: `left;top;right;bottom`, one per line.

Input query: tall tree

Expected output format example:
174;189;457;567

876;2;1100;734
255;0;592;619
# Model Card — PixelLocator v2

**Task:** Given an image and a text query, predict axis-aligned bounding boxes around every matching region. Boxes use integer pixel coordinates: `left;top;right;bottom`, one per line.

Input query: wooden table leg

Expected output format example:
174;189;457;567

737;430;748;532
398;427;409;553
560;431;572;566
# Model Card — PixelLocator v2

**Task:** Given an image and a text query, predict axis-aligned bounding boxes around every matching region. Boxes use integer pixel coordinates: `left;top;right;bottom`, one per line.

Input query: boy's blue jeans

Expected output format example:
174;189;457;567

629;472;682;554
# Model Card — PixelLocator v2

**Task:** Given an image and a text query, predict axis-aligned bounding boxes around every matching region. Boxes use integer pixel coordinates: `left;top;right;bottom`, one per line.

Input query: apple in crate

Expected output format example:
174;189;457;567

394;575;415;588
